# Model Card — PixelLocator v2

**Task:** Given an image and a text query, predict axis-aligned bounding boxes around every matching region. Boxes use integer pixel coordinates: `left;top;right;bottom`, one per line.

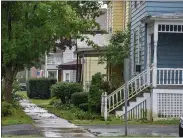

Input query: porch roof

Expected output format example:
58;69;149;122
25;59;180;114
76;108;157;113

57;60;82;70
141;12;183;23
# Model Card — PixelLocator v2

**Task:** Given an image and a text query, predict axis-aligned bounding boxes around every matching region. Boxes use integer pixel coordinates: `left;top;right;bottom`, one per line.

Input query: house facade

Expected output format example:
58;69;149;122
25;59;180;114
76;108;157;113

101;1;183;121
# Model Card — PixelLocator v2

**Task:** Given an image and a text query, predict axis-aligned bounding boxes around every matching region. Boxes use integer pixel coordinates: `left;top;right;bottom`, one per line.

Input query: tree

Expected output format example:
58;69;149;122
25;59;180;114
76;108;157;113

99;24;131;82
2;1;103;103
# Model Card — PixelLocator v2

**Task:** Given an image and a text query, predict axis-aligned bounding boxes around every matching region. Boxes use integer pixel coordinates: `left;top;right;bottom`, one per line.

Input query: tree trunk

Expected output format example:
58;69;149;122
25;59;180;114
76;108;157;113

4;68;18;103
5;78;13;103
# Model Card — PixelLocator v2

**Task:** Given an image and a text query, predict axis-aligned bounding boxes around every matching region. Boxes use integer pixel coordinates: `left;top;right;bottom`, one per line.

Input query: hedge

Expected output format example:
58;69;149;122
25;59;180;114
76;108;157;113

71;92;88;106
79;103;88;112
27;78;56;99
50;82;83;104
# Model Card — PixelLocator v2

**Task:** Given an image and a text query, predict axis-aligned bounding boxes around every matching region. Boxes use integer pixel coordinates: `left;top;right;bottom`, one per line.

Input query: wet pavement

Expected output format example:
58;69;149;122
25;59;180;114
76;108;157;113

19;99;95;137
2;124;40;136
80;124;179;137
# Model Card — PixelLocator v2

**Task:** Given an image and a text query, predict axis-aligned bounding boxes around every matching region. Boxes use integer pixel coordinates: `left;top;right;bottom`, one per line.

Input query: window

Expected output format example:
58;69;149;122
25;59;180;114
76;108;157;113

48;70;57;79
65;73;70;82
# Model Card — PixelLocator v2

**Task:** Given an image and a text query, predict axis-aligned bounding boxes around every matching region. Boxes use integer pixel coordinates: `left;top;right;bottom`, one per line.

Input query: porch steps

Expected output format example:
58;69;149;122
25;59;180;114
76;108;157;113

115;90;151;117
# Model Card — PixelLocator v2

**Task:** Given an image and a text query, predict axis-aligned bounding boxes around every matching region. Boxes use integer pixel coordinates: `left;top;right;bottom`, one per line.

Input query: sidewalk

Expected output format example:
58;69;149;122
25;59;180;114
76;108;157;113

19;99;95;137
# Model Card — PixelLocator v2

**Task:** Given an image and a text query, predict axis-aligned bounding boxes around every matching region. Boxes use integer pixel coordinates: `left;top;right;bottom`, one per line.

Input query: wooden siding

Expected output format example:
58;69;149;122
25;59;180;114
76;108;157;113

83;57;107;88
130;1;147;77
157;33;183;68
112;1;125;32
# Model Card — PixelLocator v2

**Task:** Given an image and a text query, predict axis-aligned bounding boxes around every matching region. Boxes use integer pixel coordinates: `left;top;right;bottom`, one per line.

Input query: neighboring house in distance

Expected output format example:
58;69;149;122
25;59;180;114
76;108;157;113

45;47;63;80
102;1;183;121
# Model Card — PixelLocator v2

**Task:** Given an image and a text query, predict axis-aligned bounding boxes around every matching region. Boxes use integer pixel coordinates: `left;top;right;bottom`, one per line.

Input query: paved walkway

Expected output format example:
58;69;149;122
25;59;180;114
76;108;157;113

19;99;95;137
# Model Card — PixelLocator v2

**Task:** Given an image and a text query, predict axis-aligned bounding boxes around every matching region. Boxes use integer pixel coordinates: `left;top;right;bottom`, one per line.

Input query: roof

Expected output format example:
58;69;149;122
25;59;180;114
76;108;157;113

57;60;82;70
141;12;183;23
77;34;111;49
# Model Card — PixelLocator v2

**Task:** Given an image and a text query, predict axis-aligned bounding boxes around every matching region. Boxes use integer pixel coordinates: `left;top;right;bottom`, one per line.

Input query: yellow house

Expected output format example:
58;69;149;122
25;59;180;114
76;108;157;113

106;1;130;84
75;2;131;90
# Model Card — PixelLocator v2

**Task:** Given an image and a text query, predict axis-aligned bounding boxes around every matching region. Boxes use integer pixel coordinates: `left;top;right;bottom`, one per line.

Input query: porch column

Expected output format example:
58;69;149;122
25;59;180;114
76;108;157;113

147;42;151;85
152;23;158;87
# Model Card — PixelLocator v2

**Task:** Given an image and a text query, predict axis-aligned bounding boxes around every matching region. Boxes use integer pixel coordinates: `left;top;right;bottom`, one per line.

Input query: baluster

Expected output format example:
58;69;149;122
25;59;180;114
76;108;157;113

135;79;137;92
174;70;176;84
143;74;145;87
162;70;164;85
158;70;160;85
166;69;169;84
178;70;180;84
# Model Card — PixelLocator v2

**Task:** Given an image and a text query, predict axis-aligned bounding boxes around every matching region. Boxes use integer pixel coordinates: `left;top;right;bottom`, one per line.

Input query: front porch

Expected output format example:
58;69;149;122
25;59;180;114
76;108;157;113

144;13;183;88
144;13;183;119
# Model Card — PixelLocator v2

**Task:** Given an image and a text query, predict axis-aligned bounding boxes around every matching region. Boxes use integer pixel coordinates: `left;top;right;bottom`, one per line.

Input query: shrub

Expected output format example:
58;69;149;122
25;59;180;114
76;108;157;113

91;72;103;88
51;82;83;104
27;78;56;99
88;84;103;113
79;103;88;111
2;102;14;117
71;92;88;106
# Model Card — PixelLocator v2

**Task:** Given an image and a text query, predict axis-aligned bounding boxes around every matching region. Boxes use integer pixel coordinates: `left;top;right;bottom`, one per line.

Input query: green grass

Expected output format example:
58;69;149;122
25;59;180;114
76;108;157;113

2;108;33;126
16;91;179;126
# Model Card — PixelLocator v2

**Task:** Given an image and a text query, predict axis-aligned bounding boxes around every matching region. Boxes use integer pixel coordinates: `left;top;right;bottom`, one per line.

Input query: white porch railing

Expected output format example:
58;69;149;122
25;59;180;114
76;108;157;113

104;68;153;114
121;100;147;120
157;68;183;85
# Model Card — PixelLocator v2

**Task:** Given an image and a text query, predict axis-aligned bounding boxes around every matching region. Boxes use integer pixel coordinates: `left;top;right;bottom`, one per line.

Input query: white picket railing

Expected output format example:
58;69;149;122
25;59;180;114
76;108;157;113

121;100;147;120
107;68;153;113
157;68;183;85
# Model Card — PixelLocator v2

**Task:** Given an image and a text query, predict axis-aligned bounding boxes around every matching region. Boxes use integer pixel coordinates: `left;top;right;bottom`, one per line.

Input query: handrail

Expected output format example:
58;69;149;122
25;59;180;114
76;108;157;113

107;68;153;113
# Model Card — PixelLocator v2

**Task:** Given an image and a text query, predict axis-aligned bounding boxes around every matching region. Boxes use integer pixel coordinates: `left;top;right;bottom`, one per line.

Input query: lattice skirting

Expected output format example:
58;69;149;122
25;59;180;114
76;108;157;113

153;89;183;119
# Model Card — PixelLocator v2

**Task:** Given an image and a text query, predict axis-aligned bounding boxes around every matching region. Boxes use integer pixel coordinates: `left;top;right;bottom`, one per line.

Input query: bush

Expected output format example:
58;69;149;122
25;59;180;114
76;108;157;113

27;78;56;99
88;84;103;113
2;102;14;117
71;92;88;106
51;82;83;104
79;103;88;111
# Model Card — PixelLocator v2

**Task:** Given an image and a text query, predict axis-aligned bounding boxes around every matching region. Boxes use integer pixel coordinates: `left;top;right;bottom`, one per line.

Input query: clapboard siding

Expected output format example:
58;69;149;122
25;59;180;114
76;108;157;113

157;33;183;68
112;1;125;32
130;1;183;77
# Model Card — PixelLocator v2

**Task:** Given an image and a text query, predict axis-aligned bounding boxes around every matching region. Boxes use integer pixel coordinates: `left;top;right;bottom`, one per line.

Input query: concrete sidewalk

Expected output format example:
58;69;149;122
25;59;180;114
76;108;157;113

19;99;95;137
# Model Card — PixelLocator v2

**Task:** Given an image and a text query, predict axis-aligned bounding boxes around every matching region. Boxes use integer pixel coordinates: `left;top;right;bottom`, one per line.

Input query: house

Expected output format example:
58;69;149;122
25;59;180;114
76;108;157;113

57;47;77;82
44;47;63;80
105;1;130;83
101;1;183;121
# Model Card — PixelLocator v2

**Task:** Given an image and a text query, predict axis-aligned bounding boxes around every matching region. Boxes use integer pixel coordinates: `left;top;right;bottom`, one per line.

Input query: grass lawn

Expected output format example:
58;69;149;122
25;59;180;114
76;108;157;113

16;91;179;126
2;108;33;126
